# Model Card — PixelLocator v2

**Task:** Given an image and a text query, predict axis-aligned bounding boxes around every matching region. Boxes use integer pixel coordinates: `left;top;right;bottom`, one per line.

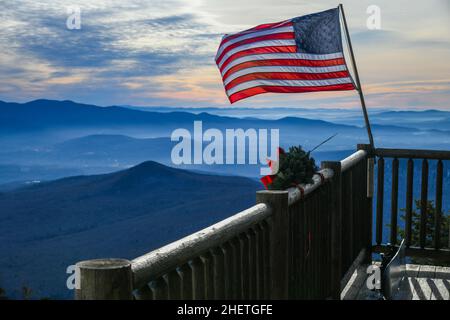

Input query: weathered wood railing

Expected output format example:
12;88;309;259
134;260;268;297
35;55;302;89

337;145;373;287
371;148;450;257
75;148;372;300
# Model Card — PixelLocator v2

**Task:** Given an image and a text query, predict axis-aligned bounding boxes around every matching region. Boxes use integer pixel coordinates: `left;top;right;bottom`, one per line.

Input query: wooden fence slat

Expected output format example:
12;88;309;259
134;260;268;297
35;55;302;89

190;257;205;300
247;229;257;299
211;247;225;299
178;263;193;300
166;270;182;299
360;151;374;264
231;238;241;299
420;159;429;248
201;252;214;299
434;160;443;249
405;159;414;247
348;170;355;259
312;192;318;299
261;220;271;299
376;157;385;245
221;243;233;299
391;158;399;245
253;225;264;299
341;172;351;272
151;277;168;300
239;233;250;299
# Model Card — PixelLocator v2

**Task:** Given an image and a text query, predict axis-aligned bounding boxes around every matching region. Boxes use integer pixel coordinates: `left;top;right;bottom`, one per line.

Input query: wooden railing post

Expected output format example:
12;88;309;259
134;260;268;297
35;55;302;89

321;161;342;300
358;144;374;263
256;190;289;299
75;259;133;300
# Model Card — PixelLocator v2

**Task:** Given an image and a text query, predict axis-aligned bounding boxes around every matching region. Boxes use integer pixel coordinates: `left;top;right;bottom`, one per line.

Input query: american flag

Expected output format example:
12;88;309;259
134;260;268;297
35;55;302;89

215;8;355;104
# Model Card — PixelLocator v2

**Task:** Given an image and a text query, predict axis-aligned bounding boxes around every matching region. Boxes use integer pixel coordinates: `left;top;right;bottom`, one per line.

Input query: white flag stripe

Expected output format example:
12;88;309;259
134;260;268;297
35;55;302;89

217;39;297;68
216;26;294;59
221;52;344;76
221;21;291;42
226;77;353;96
224;65;348;85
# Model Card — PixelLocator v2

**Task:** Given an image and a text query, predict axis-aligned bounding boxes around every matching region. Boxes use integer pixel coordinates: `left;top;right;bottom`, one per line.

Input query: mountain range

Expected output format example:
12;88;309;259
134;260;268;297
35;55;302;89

0;99;448;186
2;100;448;142
124;105;450;131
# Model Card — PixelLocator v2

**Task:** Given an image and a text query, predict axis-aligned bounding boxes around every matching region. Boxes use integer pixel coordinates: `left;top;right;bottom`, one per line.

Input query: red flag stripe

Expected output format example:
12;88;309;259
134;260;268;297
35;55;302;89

219;46;298;72
225;71;351;91
216;32;295;64
222;57;346;81
222;21;293;43
216;26;294;59
223;65;349;86
228;83;355;103
217;40;297;68
227;77;353;96
221;52;344;74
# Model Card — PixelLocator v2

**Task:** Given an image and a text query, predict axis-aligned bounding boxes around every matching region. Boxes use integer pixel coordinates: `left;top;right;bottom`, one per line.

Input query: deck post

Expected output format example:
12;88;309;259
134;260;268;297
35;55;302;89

358;144;373;264
75;258;133;300
321;161;342;300
256;190;289;299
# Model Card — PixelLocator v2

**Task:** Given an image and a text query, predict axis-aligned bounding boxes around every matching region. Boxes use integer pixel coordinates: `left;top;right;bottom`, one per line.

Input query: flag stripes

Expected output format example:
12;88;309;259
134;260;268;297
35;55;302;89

217;40;298;69
223;65;349;86
229;83;355;104
226;77;354;95
222;57;346;80
215;25;294;59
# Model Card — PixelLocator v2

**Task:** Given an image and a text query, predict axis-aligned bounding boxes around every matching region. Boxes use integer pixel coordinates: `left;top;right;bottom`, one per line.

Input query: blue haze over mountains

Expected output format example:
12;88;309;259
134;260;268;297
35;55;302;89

0;99;448;299
1;99;448;184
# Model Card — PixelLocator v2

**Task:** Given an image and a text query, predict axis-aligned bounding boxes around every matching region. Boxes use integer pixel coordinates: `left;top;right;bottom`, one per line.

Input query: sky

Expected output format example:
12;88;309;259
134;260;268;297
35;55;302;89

0;0;449;109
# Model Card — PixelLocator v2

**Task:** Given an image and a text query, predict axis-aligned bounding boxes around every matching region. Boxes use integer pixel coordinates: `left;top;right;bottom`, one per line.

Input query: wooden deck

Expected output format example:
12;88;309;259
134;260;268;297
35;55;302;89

341;263;450;300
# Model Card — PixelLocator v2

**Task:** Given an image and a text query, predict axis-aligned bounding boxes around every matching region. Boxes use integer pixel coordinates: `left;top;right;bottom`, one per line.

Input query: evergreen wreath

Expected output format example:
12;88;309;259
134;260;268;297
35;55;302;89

267;145;318;190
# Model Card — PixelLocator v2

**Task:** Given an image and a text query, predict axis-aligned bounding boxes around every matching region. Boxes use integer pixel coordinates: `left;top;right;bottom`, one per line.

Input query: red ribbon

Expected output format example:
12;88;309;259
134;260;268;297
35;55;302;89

260;147;285;189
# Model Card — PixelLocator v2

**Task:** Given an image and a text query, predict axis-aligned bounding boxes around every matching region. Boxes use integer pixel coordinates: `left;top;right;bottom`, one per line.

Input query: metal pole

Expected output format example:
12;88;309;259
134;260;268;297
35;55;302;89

339;4;375;150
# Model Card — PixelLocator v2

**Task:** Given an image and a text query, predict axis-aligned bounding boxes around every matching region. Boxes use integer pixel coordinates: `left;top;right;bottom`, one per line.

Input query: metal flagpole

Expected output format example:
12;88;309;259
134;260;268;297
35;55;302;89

339;3;375;150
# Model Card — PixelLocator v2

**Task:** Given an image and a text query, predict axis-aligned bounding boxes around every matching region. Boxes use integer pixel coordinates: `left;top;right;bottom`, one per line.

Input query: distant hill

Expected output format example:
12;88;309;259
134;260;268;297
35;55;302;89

0;161;261;299
54;135;171;164
0;134;172;166
123;105;450;131
375;109;449;119
0;99;373;156
370;110;450;131
2;100;448;134
0;99;353;132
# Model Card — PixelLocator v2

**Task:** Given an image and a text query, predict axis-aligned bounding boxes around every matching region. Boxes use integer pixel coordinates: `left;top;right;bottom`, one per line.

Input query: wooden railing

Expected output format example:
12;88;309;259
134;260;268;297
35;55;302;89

338;145;373;285
371;148;450;257
75;148;372;300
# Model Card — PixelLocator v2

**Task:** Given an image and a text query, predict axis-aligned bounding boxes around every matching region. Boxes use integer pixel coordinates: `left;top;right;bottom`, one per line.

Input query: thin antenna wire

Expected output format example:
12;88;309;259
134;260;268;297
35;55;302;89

309;133;338;153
